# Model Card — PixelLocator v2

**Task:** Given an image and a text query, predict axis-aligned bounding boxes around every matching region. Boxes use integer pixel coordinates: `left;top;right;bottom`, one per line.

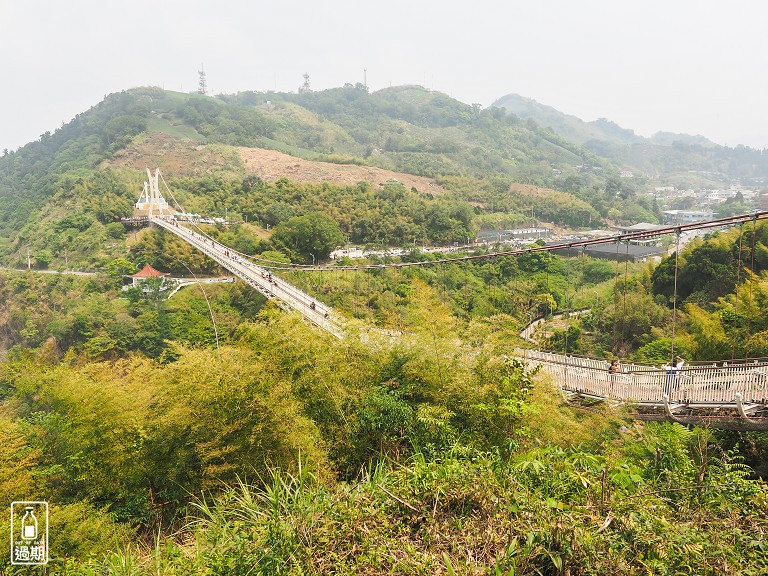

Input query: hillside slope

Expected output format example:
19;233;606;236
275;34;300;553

0;85;625;269
0;85;610;226
106;132;446;193
1;83;737;270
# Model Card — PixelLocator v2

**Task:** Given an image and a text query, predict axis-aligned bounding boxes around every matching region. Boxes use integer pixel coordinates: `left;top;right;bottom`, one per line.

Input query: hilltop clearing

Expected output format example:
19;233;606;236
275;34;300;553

104;132;241;177
106;131;446;192
237;146;445;192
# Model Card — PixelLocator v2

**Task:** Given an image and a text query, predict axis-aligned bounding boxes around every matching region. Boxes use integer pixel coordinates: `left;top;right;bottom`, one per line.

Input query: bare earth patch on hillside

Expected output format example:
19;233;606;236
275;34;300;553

237;147;445;192
105;133;242;177
508;182;554;197
106;132;444;193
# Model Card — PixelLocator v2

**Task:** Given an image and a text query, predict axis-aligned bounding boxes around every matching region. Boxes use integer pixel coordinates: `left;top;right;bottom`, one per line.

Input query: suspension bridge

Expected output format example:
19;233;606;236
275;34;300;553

129;168;768;428
133;168;345;338
520;350;768;428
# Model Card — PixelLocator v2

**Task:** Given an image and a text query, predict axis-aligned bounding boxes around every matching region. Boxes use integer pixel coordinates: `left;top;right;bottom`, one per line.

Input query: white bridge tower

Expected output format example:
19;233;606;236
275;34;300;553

135;168;171;216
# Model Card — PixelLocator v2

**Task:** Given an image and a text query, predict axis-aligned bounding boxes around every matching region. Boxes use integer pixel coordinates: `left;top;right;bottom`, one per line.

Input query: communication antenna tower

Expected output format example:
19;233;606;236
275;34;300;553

198;65;207;95
299;73;311;93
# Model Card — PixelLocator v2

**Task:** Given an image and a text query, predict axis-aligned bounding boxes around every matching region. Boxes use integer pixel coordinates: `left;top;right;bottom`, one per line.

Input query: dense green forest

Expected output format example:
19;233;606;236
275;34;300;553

0;85;767;573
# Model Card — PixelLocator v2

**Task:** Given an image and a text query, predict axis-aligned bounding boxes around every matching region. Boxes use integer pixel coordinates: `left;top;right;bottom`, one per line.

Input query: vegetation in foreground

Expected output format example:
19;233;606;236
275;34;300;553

0;270;766;574
42;431;768;575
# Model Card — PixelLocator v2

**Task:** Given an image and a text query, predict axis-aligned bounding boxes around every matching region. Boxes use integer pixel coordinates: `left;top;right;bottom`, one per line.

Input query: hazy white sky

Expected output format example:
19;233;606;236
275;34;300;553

1;0;766;152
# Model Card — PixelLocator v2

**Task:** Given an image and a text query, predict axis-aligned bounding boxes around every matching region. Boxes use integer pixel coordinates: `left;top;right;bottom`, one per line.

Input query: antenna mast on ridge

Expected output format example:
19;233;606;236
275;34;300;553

198;65;207;95
299;73;311;93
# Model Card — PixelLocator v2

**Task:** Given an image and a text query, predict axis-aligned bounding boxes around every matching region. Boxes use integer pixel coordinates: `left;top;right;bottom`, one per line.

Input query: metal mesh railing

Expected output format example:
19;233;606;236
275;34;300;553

519;349;768;406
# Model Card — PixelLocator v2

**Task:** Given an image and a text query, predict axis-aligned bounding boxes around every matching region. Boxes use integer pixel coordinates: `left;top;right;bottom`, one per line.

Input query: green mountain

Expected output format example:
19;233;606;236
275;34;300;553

493;93;768;181
5;83;765;272
171;84;614;179
0;85;626;267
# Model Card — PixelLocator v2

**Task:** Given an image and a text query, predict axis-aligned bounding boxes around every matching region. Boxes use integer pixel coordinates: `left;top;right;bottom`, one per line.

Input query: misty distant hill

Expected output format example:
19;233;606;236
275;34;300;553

490;94;640;146
492;93;766;179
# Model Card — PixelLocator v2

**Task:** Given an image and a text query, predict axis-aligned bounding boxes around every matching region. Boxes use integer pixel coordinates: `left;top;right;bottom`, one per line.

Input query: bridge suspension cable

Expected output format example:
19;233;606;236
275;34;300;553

670;229;681;365
612;239;620;354
732;222;745;361
746;214;758;359
220;211;768;273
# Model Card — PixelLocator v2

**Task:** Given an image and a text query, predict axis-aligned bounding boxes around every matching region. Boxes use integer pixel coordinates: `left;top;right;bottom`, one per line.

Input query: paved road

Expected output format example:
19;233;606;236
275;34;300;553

0;266;96;276
519;308;591;343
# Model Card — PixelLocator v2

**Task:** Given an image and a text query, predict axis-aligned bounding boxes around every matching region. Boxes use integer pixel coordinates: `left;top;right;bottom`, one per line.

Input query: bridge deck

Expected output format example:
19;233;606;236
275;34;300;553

519;349;768;427
150;217;344;338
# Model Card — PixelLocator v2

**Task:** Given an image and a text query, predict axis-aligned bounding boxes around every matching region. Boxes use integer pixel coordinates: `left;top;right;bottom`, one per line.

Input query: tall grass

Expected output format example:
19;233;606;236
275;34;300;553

48;430;768;575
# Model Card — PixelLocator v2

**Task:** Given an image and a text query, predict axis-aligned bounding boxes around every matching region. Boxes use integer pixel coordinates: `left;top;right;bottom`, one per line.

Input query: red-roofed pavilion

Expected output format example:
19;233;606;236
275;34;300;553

130;264;169;284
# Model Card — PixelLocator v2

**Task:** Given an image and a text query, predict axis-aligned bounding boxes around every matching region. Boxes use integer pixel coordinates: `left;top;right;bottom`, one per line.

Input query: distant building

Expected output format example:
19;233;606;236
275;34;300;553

551;242;663;263
616;222;664;233
616;222;665;246
701;190;724;204
477;227;551;242
129;264;169;285
662;210;714;224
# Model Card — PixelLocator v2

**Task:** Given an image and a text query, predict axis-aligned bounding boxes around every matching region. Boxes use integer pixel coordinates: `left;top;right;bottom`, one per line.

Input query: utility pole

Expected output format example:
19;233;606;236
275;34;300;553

26;248;31;270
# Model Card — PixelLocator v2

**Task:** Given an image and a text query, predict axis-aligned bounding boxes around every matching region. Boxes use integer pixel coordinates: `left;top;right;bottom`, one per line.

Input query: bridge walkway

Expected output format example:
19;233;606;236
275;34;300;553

520;349;768;428
150;216;345;339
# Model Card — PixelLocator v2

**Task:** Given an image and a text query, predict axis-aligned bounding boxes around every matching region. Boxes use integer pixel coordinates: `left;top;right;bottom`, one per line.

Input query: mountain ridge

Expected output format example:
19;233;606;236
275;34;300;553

492;92;767;180
492;93;725;149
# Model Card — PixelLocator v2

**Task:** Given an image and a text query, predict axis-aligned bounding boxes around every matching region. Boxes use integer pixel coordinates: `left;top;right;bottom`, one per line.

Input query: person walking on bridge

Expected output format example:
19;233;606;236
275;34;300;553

608;358;621;395
664;356;685;397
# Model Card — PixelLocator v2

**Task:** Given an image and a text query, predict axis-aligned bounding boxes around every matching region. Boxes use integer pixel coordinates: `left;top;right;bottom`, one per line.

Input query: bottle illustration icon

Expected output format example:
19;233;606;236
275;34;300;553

21;507;38;540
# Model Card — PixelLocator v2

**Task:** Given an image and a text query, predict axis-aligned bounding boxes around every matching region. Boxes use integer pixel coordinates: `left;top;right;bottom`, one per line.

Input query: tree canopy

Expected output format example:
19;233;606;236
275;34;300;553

271;211;345;261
